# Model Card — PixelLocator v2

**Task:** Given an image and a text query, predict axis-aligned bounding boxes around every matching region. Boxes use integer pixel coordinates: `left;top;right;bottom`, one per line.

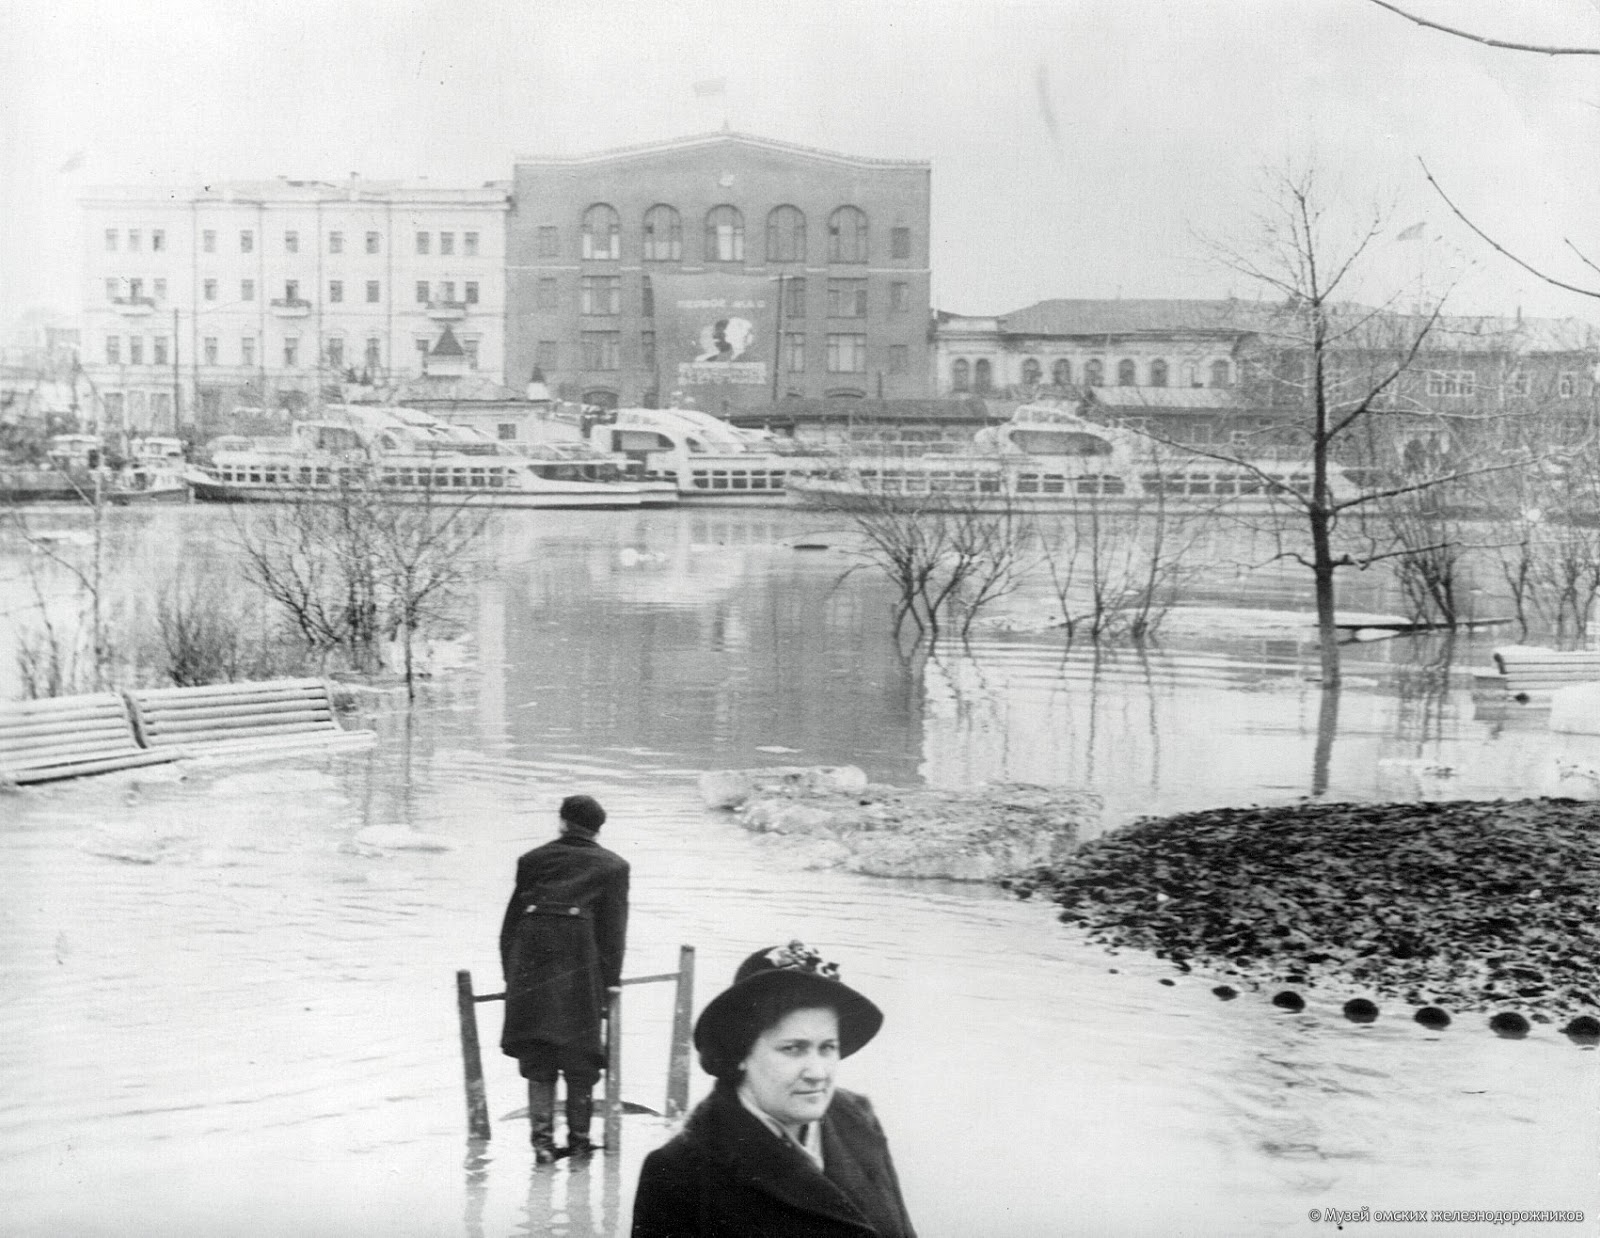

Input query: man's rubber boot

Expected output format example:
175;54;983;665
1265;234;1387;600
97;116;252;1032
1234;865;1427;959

528;1079;558;1164
564;1086;596;1158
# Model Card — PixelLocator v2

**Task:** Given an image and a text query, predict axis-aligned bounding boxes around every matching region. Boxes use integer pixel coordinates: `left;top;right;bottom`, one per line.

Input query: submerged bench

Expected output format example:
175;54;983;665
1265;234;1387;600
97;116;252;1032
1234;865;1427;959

1475;646;1600;701
124;677;376;758
0;693;179;785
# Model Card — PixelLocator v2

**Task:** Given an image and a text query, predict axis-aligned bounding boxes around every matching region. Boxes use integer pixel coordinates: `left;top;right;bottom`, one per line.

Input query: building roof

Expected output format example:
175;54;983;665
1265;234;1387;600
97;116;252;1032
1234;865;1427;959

80;177;509;207
1086;386;1238;411
732;396;997;425
514;130;928;171
996;299;1273;338
430;326;465;358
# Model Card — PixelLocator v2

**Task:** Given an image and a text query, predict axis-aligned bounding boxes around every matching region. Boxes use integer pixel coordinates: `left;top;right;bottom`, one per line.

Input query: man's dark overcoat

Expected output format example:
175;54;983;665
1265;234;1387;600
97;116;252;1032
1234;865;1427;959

498;832;629;1068
631;1083;917;1238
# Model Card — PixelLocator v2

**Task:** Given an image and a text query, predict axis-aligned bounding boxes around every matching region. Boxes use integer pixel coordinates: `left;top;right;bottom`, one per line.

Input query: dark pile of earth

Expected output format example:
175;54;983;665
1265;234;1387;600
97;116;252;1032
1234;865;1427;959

1004;798;1600;1022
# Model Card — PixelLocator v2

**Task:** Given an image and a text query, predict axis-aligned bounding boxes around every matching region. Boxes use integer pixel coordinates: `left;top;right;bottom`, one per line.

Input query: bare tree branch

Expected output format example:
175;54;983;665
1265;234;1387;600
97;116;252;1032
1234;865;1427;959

1367;0;1600;55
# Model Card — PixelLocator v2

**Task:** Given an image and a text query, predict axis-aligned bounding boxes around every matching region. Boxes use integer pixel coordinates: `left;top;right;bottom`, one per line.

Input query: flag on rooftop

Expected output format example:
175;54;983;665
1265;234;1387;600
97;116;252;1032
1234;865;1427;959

693;78;727;98
1395;222;1427;242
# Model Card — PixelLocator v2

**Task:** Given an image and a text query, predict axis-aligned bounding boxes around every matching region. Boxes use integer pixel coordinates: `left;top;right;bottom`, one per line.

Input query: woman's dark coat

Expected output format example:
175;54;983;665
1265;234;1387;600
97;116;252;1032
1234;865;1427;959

498;833;629;1068
631;1082;917;1238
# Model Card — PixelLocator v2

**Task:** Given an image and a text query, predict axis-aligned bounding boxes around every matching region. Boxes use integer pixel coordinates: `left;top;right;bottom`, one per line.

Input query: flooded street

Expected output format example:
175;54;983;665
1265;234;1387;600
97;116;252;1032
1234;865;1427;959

2;506;1596;1237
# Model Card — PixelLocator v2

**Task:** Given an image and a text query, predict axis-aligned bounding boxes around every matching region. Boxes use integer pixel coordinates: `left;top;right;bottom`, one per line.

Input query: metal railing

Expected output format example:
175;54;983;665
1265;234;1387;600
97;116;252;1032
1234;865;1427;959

455;945;695;1149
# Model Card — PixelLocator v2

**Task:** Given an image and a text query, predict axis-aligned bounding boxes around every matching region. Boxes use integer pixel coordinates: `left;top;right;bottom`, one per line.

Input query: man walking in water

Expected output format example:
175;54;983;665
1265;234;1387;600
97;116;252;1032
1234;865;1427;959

499;795;629;1162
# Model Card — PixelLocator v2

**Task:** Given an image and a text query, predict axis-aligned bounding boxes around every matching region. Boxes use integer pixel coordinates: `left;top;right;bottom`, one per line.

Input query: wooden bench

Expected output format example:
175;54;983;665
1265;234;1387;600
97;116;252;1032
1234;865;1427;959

1476;646;1600;701
124;677;376;758
0;693;178;785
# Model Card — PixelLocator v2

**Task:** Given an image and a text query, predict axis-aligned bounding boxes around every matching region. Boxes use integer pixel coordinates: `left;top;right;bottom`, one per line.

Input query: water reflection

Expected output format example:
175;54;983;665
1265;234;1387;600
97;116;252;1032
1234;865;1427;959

517;1159;623;1238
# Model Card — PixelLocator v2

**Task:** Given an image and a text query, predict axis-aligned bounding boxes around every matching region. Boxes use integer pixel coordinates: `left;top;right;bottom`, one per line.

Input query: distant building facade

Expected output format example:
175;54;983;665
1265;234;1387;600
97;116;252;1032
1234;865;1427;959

79;178;509;434
506;132;933;414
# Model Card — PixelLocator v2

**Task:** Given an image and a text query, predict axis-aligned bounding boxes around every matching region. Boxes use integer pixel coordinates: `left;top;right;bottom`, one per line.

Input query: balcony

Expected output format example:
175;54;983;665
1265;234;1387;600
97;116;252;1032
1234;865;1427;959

426;299;469;321
113;296;156;317
270;297;313;318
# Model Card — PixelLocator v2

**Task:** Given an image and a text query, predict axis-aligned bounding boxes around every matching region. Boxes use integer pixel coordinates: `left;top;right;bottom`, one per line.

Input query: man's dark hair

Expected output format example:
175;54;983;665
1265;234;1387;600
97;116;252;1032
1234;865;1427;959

560;794;606;833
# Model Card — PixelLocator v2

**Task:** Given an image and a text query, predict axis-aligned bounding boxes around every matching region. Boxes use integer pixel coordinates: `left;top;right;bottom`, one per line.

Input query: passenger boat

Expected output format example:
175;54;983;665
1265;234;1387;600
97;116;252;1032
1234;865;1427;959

785;402;1352;514
186;405;662;509
586;406;827;505
0;434;189;505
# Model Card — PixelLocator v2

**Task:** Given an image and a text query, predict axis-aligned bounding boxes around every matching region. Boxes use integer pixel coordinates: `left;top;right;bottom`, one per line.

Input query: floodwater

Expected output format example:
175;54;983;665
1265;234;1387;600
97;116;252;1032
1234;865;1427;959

1;506;1596;1238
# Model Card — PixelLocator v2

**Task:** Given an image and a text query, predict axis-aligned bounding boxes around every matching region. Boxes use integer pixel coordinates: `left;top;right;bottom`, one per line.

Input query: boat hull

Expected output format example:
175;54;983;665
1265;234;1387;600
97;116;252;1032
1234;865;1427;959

786;478;1305;516
187;475;646;509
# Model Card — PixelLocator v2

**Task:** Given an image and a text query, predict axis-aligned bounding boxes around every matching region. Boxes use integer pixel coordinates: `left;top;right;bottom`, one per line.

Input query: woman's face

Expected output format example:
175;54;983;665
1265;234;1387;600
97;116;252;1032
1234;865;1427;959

739;1006;840;1131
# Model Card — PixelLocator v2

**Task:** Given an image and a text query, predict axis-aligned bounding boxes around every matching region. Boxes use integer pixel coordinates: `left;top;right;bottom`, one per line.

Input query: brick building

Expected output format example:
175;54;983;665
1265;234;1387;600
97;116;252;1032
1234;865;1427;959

506;132;932;413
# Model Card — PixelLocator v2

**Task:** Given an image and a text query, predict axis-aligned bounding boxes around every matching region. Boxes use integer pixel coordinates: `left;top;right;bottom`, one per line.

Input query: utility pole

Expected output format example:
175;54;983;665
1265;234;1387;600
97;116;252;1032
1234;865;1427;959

770;272;785;407
172;307;182;434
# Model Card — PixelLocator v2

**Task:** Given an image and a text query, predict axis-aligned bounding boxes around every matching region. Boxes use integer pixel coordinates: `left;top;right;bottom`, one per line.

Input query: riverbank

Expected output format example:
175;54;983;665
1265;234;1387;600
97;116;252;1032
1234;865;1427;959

1004;798;1600;1028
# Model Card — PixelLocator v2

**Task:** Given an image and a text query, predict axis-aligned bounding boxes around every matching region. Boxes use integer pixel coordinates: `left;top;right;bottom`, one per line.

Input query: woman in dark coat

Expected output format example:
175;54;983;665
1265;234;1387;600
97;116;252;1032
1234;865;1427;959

632;941;916;1238
499;794;629;1161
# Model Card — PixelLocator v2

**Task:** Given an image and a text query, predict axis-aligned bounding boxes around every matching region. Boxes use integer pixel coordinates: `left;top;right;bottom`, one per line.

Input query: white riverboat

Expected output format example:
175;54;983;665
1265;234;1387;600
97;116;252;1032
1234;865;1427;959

786;402;1352;514
188;405;662;509
586;406;827;504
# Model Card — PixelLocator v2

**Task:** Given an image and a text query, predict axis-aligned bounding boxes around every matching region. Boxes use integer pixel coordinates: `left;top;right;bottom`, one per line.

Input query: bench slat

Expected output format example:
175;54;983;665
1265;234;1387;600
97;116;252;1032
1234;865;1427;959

0;715;131;742
144;710;336;737
0;704;130;731
137;699;333;726
142;720;344;748
0;731;146;761
5;750;178;785
131;677;328;702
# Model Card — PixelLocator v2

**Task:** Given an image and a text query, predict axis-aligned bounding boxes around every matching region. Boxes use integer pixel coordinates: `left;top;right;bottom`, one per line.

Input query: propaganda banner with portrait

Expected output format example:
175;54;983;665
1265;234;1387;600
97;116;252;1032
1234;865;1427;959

651;272;778;411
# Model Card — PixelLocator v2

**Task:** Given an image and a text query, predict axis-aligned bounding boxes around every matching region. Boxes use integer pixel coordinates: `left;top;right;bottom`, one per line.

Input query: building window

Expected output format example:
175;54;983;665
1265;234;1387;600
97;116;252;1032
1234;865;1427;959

537;339;559;370
705;205;745;262
329;231;343;255
284;279;300;302
153;337;168;366
416;232;430;255
129;337;144;365
416;281;429;304
201;229;215;254
1507;371;1530;397
329;280;343;304
766;205;806;263
582;204;621;260
785;333;806;372
642;330;657;370
105;336;120;364
151;229;166;253
827;279;868;318
366;231;381;254
826;333;867;373
783;276;806;319
465;281;479;305
128;278;144;300
951;358;970;392
242;337;255;366
642;205;682;261
890;282;909;314
891;227;911;260
203;278;217;301
581;275;621;315
284;338;299;367
240;229;254;253
203;337;218;365
366;280;380;303
1150;359;1169;387
497;422;517;441
889;345;908;375
974;358;993;392
537;226;559;258
464;231;479;257
416;339;431;367
1210;359;1232;388
440;232;454;256
581;331;621;370
285;230;299;254
828;206;868;263
536;278;558;312
1052;358;1071;386
1557;372;1578;397
1118;359;1137;386
641;275;654;317
326;337;344;369
150;277;165;300
105;278;119;301
128;229;141;252
440;281;455;303
105;229;118;252
1021;357;1042;386
365;338;381;370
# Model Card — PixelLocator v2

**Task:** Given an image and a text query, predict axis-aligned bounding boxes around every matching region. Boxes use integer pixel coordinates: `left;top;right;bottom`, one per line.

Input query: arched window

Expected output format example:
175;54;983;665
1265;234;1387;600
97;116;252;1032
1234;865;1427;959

1085;359;1104;386
705;206;744;262
974;358;993;393
766;205;806;263
581;388;619;410
642;205;682;261
951;359;970;393
1149;359;1168;387
1052;358;1071;387
1117;359;1137;386
1021;358;1042;386
1210;359;1232;388
582;204;620;261
828;206;869;263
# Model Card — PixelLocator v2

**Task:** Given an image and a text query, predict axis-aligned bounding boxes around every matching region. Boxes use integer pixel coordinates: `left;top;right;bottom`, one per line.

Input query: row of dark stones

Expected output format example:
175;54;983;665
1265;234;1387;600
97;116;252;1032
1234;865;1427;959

1004;798;1600;1041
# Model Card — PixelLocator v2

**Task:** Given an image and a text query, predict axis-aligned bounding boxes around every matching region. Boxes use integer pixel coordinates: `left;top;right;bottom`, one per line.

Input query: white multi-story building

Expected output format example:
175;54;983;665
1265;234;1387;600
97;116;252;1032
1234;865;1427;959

79;177;509;433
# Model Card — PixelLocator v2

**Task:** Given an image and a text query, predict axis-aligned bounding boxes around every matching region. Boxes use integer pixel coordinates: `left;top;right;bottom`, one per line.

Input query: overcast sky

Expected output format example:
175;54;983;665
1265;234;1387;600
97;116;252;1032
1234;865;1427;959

3;0;1598;333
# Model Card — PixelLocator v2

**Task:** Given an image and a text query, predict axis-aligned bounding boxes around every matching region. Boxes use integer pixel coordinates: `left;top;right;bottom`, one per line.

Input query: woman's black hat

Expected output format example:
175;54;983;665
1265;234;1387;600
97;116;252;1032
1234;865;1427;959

693;941;883;1078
